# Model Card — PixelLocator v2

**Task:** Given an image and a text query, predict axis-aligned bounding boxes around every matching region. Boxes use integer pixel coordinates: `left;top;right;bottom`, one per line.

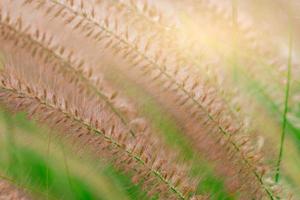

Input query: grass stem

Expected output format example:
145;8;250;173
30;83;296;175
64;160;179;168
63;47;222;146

274;16;293;184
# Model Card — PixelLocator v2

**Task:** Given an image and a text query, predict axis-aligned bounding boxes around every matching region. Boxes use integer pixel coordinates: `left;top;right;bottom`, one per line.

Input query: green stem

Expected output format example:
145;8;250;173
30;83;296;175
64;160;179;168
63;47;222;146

46;131;52;200
61;146;75;198
274;19;293;183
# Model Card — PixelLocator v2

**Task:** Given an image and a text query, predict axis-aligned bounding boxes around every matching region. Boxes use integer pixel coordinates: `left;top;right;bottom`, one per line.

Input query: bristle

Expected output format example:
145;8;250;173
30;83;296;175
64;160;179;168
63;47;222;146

0;179;31;200
0;0;295;199
0;60;199;199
